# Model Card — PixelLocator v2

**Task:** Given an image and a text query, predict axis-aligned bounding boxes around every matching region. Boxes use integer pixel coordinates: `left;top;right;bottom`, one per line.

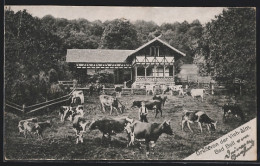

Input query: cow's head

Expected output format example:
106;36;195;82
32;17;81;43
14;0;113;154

124;122;133;134
210;121;217;131
162;120;174;135
131;101;141;108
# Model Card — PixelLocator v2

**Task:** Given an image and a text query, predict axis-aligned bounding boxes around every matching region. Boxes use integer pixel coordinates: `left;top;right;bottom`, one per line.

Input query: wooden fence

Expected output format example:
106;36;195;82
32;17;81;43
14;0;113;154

5;88;76;115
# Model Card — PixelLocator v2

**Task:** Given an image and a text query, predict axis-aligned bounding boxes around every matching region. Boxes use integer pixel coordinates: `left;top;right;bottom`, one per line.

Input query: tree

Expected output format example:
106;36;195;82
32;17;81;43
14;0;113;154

100;19;140;49
5;9;66;105
196;8;256;89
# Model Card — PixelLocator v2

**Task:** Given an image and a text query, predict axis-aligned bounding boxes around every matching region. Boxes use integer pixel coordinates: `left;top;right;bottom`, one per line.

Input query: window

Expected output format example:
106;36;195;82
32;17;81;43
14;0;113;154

150;46;160;56
152;67;169;76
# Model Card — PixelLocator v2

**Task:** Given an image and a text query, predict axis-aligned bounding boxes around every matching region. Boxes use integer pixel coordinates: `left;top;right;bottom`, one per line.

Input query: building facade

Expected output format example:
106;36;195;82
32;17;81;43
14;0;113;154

66;36;185;88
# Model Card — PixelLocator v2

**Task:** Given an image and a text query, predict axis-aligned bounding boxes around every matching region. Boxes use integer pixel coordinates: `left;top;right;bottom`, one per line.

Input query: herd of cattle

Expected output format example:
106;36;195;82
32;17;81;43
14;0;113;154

16;84;247;156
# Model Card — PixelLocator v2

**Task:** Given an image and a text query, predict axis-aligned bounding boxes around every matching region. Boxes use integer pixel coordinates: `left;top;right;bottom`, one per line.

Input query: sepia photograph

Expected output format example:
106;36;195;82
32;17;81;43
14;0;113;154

4;6;257;160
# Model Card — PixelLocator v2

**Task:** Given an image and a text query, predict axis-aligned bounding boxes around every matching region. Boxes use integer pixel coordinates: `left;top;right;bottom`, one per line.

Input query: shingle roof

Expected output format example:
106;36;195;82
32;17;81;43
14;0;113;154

66;37;185;63
66;49;134;63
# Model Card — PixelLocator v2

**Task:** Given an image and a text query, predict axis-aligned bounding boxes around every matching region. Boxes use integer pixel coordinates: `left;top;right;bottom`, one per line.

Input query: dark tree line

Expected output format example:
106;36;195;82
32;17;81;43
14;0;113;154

5;8;256;105
194;8;256;93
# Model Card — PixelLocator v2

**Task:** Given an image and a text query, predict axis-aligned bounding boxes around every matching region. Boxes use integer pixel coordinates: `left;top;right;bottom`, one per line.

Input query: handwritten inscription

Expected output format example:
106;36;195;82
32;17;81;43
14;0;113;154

224;139;254;160
195;124;254;160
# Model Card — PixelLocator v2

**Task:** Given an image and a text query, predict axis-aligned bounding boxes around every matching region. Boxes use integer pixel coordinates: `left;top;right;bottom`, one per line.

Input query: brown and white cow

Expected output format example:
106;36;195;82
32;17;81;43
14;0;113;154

59;105;84;122
125;120;174;156
99;95;125;115
72;115;90;144
181;110;217;133
23;120;52;139
18;117;38;137
131;100;163;118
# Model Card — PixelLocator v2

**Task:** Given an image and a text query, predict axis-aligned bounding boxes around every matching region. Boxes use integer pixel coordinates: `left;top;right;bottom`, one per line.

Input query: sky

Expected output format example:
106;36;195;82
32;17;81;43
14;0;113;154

7;6;226;25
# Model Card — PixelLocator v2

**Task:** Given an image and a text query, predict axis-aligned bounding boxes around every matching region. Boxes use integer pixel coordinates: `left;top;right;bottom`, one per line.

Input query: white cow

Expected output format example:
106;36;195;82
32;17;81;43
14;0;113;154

145;85;155;96
190;89;206;101
71;90;84;104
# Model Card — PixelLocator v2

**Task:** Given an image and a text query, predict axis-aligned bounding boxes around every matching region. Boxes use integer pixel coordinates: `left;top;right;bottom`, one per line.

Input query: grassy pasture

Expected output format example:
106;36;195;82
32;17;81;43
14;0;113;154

4;93;256;160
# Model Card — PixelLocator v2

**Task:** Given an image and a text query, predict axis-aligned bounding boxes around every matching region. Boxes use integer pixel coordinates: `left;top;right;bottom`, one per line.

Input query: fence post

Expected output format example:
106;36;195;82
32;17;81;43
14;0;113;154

22;104;26;114
240;83;242;96
211;83;214;95
124;81;126;88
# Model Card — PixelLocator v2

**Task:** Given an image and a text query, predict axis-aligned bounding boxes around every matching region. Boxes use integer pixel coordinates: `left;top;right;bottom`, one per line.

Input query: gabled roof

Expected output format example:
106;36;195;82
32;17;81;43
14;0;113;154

66;49;134;63
127;36;186;57
66;36;185;63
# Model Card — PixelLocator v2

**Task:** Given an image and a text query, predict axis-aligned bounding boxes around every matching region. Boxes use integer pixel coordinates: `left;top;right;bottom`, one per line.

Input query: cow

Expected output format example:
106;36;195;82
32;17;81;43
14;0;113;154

99;95;125;115
18;117;38;137
71;90;84;104
181;110;217;133
145;85;155;96
163;85;182;95
59;106;71;122
34;120;52;139
131;100;163;118
190;89;206;101
71;96;82;107
222;104;246;122
89;116;134;142
152;95;168;107
60;105;84;122
23;120;52;139
72;115;90;144
89;83;104;96
124;120;173;157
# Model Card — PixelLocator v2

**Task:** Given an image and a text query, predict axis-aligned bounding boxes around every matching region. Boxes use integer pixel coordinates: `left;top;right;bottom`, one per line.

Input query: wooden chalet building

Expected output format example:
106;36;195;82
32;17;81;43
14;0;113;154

66;36;186;88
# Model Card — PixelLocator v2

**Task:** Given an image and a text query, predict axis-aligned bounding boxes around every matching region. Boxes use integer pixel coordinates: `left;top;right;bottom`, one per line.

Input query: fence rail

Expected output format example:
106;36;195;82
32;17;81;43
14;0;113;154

5;88;76;114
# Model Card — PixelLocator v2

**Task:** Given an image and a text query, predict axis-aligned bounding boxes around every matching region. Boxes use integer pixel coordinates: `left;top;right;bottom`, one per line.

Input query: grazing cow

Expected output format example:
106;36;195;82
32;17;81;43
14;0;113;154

190;89;206;101
34;120;52;139
59;106;71;122
125;120;173;156
163;85;182;95
89;116;133;142
145;85;155;96
131;100;163;118
152;95;168;107
72;115;90;144
23;120;51;139
18;118;38;137
172;85;183;91
222;104;246;122
181;110;217;133
71;90;84;104
99;95;124;115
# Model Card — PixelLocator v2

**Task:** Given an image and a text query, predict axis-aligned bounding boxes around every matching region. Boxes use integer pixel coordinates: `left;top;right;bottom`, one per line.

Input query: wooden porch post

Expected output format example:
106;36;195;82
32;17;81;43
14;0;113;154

116;69;119;83
135;66;137;81
172;65;175;78
130;68;132;80
154;65;157;82
163;65;166;78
